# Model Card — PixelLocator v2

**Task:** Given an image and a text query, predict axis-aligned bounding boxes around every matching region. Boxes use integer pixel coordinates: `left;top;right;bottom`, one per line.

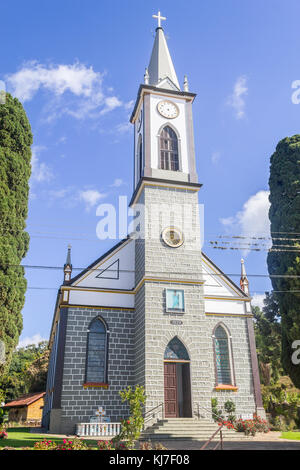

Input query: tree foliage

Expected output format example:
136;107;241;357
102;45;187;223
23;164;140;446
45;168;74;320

267;135;300;388
0;341;48;403
0;93;32;374
253;293;282;385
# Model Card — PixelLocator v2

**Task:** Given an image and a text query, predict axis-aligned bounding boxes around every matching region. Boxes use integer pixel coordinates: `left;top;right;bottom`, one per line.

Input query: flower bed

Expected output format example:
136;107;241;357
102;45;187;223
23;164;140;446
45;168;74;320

0;431;8;440
34;438;88;450
233;415;270;436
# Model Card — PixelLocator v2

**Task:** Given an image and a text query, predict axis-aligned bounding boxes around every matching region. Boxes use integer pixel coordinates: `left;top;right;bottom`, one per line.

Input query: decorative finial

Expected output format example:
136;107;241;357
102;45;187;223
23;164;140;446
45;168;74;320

152;10;166;29
64;244;72;283
144;68;149;85
240;258;249;294
183;75;189;92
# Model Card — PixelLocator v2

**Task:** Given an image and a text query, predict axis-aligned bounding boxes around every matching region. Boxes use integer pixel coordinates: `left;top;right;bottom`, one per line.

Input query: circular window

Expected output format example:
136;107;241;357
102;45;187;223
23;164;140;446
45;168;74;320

162;227;184;248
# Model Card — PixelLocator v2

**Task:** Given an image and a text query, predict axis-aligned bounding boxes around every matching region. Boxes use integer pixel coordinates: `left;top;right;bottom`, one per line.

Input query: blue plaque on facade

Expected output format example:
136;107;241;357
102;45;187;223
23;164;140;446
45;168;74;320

166;289;185;313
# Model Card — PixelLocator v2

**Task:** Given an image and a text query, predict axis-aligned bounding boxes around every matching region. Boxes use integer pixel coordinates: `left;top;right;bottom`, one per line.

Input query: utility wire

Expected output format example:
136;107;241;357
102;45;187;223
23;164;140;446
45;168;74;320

0;263;299;279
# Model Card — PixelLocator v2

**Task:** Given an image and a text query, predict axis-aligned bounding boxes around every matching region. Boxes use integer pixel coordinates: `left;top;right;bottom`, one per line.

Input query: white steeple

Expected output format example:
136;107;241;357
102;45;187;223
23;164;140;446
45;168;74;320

64;244;72;283
240;258;249;295
147;12;180;91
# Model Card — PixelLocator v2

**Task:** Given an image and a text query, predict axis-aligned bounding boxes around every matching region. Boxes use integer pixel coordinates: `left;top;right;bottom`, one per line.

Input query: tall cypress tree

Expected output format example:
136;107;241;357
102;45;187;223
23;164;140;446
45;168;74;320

267;135;300;388
0;93;32;374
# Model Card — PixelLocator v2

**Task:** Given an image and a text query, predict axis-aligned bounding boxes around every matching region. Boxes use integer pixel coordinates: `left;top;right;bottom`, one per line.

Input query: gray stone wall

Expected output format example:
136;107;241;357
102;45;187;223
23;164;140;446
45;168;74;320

134;184;257;420
208;315;256;417
57;306;135;434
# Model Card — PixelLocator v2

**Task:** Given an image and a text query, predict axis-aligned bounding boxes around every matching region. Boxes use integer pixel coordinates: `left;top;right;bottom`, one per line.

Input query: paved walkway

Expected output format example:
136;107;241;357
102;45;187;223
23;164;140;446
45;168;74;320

31;429;300;450
159;432;300;450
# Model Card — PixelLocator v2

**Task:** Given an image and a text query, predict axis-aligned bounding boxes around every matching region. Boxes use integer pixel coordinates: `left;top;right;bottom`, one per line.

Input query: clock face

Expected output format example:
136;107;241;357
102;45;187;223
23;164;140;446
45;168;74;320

157;100;179;119
162;227;184;248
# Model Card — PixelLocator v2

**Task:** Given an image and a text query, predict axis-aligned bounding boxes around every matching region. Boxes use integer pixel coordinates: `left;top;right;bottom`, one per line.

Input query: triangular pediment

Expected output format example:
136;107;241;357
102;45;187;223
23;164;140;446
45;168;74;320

156;76;180;91
70;238;135;290
201;252;248;298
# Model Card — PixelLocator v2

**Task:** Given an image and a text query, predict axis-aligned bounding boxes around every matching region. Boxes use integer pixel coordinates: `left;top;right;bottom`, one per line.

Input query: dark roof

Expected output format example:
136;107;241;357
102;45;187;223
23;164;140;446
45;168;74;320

4;392;45;408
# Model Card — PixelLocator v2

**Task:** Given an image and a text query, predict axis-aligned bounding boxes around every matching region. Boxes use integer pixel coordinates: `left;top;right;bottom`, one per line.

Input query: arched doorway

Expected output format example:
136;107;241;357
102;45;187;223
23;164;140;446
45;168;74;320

164;337;192;418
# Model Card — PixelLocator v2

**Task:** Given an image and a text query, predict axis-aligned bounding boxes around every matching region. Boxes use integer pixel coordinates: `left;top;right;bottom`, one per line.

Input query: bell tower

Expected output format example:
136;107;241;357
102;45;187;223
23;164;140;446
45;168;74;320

130;12;199;191
130;13;207;418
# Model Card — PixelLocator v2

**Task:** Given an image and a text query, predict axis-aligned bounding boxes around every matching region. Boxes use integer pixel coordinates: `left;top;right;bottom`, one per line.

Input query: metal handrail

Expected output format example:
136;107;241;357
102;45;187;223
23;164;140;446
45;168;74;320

197;402;224;422
144;402;164;425
200;423;224;450
197;403;226;450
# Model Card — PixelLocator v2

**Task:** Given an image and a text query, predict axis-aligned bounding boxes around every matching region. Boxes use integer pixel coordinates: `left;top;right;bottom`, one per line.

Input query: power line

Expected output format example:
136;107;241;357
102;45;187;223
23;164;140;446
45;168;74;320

0;263;299;279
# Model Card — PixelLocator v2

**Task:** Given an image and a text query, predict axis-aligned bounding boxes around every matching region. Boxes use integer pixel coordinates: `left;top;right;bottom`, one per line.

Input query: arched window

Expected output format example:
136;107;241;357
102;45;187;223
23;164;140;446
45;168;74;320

159;126;179;171
214;325;233;385
139;138;143;178
164;337;189;361
86;317;108;383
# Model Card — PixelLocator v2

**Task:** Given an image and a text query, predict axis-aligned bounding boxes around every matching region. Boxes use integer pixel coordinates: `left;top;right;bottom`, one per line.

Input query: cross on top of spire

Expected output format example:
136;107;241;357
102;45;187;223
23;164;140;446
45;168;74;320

152;10;166;28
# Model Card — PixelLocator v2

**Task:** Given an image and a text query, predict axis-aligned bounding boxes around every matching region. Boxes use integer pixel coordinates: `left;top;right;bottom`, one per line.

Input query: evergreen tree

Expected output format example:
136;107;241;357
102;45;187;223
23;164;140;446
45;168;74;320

253;293;282;385
0;93;32;374
267;135;300;388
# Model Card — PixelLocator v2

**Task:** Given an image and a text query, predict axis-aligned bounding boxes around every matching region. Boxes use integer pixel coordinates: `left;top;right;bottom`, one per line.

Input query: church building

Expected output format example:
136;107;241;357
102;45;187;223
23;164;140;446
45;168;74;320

42;13;264;434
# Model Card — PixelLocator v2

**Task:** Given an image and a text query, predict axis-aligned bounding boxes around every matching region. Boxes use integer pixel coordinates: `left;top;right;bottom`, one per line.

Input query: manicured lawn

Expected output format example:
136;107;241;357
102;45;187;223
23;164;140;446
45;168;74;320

0;427;98;449
281;432;300;440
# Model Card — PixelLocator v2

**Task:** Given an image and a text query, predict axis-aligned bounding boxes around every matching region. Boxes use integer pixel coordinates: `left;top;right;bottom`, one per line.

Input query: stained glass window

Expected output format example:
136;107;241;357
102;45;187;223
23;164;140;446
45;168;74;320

215;326;232;385
86;318;107;383
159;126;179;171
164;337;189;360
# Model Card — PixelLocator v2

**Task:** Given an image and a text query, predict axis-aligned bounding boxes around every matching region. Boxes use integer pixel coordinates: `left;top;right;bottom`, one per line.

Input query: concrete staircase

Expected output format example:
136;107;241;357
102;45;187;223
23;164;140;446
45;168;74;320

140;418;252;442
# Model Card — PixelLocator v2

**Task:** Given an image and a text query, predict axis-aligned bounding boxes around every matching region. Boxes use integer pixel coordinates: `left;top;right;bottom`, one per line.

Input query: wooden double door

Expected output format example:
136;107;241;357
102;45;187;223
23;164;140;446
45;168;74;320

164;362;192;418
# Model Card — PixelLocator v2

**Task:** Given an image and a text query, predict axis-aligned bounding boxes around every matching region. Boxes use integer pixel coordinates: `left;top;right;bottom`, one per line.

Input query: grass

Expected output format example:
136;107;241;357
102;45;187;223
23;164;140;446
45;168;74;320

281;432;300;440
0;427;99;449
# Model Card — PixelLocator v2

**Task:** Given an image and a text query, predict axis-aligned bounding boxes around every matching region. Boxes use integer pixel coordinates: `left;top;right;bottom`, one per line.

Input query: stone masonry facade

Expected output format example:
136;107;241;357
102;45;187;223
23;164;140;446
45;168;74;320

134;184;256;419
57;306;135;434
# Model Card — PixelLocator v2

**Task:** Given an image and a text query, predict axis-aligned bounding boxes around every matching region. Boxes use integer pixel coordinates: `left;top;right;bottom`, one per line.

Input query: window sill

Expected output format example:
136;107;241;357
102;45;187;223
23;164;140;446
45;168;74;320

83;382;109;389
214;385;238;391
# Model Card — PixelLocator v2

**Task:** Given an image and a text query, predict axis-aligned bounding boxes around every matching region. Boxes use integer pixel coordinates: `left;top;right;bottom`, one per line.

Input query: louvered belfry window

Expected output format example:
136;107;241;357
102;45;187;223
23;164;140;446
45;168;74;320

214;326;232;385
160;126;179;171
86;318;107;383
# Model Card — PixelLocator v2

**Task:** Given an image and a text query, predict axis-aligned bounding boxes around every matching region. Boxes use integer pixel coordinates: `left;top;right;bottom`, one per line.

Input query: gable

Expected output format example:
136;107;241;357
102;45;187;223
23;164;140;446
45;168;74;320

157;76;180;91
201;252;247;298
71;238;135;291
201;252;251;316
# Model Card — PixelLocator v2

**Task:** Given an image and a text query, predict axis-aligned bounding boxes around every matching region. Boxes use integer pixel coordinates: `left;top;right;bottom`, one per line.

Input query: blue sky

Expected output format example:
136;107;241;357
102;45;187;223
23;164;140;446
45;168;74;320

1;0;300;345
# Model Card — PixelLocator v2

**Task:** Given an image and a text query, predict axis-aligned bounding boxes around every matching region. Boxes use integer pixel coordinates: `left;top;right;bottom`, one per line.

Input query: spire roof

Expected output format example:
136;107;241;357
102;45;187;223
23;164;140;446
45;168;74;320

241;258;247;278
148;13;180;91
64;244;72;268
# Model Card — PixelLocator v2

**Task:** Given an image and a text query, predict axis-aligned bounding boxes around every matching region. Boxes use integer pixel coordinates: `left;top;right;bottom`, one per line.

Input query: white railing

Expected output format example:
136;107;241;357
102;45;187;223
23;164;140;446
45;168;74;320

76;422;121;438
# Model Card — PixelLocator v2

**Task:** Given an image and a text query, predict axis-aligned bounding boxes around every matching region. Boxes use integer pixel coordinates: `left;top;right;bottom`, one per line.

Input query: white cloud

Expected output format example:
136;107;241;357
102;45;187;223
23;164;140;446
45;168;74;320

79;189;106;211
220;190;271;255
221;190;270;236
31;145;53;182
6;61;131;122
7;61;100;101
111;178;124;187
116;121;132;134
227;76;248;119
211;151;221;165
18;333;47;349
251;293;266;310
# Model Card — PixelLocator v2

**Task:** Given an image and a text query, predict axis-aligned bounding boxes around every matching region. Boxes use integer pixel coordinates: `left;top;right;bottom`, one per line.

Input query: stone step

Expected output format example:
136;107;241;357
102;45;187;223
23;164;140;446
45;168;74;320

143;428;243;435
141;418;252;442
140;434;251;441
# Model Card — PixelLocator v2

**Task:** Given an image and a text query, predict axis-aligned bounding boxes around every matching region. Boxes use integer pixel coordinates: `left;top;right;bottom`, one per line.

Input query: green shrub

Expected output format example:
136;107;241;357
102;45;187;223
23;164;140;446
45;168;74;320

116;385;146;449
